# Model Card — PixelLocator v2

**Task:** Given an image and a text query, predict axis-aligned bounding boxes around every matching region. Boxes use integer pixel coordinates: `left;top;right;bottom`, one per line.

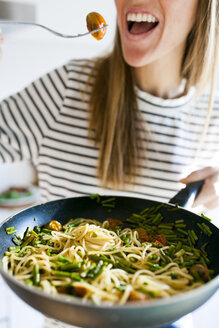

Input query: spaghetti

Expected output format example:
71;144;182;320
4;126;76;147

2;211;211;305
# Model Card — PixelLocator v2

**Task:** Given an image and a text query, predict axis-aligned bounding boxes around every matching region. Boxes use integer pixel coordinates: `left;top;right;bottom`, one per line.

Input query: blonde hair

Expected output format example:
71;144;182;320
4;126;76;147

88;0;219;188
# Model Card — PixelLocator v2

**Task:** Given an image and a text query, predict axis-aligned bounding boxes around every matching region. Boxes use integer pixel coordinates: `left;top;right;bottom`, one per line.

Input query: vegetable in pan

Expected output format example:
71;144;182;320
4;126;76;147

2;204;213;305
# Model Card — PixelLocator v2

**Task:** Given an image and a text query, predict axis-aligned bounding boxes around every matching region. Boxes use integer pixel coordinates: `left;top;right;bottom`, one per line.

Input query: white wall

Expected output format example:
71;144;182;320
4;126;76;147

0;0;117;99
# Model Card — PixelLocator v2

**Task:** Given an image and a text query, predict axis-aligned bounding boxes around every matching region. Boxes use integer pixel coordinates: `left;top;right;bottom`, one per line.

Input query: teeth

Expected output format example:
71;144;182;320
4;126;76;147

127;12;158;23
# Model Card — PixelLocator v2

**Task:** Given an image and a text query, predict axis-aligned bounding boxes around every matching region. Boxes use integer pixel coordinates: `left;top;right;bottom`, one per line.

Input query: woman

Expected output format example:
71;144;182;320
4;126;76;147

0;1;219;209
0;0;219;327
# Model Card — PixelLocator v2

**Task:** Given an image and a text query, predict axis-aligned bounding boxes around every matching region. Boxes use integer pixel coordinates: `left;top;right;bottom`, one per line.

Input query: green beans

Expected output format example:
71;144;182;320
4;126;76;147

101;197;116;204
33;264;40;285
5;227;17;235
4;201;214;299
175;249;185;257
90;195;116;209
34;225;41;234
21;234;35;248
115;259;136;273
145;261;162;271
26;279;34;286
148;254;158;260
201;213;212;222
89;193;101;202
59;262;81;272
90;254;114;264
188;230;196;245
12;235;22;246
200;223;212;237
23;227;30;240
8;246;21;253
67;219;83;228
53;270;82;281
175;223;186;228
41;228;52;234
168;245;175;257
158;224;173;230
175;219;184;224
175;241;182;252
137;287;157;297
160;249;170;263
87;260;106;278
152;213;163;225
176;228;188;236
57;256;72;263
121;234;130;244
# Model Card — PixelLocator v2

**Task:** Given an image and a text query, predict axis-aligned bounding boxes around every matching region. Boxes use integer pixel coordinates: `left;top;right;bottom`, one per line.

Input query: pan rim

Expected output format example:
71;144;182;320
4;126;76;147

0;194;218;233
0;265;218;310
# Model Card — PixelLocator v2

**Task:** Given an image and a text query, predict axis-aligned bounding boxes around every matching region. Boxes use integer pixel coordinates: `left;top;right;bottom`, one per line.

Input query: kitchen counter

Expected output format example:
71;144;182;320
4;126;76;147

0;207;218;328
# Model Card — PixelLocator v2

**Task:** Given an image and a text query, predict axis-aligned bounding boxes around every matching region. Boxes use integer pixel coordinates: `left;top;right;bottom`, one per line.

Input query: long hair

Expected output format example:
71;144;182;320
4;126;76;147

88;0;219;188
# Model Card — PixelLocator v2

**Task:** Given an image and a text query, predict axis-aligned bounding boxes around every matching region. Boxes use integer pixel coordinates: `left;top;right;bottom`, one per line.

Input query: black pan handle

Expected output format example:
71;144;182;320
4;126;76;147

169;180;205;208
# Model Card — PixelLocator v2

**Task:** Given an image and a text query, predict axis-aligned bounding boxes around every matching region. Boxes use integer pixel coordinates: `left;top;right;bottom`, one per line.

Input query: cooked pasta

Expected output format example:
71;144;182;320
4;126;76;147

3;209;212;305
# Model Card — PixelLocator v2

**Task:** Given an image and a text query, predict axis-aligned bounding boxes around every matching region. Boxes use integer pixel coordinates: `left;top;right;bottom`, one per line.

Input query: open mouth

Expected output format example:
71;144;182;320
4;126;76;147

127;12;159;35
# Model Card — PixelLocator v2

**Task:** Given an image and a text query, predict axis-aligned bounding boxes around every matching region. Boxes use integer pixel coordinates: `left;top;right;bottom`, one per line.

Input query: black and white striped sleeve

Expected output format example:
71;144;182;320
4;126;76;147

0;64;69;165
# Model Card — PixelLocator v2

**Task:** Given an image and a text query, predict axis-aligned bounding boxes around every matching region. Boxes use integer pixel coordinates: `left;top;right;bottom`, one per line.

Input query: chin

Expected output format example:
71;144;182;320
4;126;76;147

122;48;153;68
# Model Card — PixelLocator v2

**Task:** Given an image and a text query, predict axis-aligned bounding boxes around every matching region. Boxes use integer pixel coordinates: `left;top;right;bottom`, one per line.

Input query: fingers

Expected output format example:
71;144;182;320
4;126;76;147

204;197;219;210
180;166;219;184
179;167;219;210
192;174;219;209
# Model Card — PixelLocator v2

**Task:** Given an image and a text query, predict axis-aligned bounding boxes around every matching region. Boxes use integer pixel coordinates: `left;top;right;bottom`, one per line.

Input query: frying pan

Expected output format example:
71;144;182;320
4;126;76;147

0;180;218;328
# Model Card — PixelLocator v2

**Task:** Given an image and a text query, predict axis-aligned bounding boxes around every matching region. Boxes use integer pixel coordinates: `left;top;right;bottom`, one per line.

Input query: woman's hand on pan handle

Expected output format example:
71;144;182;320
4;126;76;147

180;166;219;209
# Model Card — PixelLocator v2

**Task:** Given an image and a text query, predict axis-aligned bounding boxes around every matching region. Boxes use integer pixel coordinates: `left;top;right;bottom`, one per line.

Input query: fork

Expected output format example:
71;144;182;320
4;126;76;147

0;20;108;38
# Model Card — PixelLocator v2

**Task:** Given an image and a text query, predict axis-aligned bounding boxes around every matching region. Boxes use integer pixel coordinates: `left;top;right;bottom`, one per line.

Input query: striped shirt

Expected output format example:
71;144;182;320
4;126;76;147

1;59;219;204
